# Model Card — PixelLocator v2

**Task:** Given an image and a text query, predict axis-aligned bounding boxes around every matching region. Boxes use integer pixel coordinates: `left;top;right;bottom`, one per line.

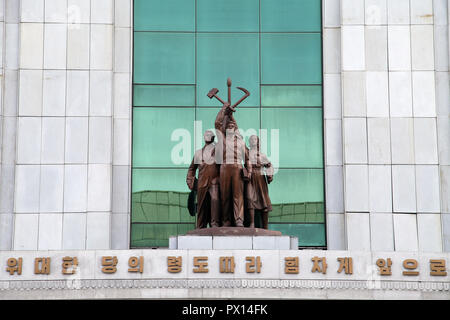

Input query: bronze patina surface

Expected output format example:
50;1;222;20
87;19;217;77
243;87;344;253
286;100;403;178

186;130;221;229
186;79;274;231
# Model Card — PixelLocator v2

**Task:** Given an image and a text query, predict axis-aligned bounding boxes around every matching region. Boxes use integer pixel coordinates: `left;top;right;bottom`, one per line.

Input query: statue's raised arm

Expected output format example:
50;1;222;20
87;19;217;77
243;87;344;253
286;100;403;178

209;78;250;135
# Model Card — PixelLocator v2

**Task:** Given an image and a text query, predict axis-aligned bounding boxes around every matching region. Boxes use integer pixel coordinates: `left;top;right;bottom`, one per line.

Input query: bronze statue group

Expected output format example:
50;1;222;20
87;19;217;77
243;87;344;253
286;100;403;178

186;80;273;230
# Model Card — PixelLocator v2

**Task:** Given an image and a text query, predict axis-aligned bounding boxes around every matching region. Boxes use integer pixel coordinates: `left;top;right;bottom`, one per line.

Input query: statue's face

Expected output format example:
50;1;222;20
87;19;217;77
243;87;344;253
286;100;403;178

249;135;258;148
226;122;236;131
204;130;215;143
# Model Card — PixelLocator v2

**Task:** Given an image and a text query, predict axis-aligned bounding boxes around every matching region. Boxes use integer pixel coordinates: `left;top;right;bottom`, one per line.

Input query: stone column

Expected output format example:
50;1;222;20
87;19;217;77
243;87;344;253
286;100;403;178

435;0;450;251
0;0;20;250
323;0;345;250
111;0;132;249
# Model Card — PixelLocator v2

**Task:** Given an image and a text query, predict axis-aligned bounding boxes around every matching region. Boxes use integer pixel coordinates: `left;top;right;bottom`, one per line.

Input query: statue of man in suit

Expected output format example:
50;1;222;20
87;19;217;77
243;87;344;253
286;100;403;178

186;130;221;228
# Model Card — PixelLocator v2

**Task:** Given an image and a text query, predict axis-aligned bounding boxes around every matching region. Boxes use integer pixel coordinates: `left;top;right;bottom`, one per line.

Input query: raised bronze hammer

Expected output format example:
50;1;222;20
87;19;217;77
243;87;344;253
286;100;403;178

207;88;226;105
207;78;250;112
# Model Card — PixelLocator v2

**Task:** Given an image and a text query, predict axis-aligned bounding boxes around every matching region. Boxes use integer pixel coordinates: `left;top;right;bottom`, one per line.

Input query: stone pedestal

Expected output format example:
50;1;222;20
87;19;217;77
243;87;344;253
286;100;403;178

169;227;298;250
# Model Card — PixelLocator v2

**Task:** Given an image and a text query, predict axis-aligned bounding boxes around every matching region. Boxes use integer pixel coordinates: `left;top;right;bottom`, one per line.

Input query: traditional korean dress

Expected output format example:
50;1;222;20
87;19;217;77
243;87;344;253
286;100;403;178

246;147;273;212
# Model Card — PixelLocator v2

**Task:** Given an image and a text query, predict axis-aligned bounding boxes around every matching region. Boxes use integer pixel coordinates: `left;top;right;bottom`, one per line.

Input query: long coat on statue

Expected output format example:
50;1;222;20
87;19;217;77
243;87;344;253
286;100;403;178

186;143;221;228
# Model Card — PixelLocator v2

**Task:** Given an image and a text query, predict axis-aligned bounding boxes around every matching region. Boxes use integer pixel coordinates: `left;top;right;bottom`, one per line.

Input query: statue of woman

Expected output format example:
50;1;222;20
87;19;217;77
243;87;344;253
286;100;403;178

246;135;273;229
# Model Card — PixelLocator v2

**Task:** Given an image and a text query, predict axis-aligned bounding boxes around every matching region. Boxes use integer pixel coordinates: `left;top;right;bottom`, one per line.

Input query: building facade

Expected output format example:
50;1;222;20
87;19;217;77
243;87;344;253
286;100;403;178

0;0;449;299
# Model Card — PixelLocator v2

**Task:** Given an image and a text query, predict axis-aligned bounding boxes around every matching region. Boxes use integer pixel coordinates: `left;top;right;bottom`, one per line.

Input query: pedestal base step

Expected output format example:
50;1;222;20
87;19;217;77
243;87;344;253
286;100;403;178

187;227;282;236
170;228;298;250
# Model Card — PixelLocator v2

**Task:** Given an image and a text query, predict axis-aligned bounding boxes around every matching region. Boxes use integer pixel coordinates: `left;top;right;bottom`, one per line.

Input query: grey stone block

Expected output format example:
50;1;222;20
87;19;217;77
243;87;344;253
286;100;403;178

171;235;300;250
212;236;252;249
442;214;450;252
252;236;290;250
290;237;298;250
169;236;177;250
177;236;212;250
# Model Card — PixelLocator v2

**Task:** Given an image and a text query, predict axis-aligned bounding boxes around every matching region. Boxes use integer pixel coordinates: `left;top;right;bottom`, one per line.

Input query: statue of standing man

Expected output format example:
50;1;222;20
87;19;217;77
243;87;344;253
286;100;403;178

213;79;251;227
186;130;221;228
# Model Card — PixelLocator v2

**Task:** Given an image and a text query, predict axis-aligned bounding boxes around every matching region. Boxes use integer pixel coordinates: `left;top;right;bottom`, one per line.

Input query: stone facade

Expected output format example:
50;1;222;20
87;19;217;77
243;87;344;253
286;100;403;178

0;0;132;250
0;249;449;299
323;0;450;252
0;0;448;254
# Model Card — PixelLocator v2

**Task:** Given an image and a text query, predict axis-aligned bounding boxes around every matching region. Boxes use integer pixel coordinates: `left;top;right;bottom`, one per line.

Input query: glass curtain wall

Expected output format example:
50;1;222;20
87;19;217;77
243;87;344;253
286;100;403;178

132;0;325;248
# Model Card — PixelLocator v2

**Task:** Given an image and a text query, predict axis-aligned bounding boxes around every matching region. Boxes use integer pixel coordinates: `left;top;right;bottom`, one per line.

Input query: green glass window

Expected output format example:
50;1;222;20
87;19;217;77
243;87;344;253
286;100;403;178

268;169;324;204
261;33;322;84
197;0;259;32
260;0;322;32
134;0;195;31
269;224;326;246
267;168;325;232
131;0;325;248
197;33;260;107
132;170;193;222
132;168;195;247
133;85;196;107
132;223;194;247
261;108;323;168
132;108;194;168
261;85;322;107
132;168;191;194
134;32;195;84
